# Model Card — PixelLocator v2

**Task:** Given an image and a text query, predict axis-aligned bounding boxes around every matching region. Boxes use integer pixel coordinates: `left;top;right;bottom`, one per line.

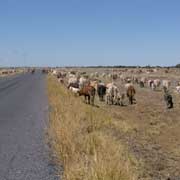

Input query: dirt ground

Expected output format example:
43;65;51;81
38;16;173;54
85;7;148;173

95;74;180;180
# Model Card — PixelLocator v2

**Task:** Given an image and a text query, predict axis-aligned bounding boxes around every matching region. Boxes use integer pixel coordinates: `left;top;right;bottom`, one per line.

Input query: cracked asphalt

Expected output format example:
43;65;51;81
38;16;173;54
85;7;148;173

0;72;59;180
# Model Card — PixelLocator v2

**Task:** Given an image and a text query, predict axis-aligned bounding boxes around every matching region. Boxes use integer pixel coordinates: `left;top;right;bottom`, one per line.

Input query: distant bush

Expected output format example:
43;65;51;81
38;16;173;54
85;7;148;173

175;64;180;68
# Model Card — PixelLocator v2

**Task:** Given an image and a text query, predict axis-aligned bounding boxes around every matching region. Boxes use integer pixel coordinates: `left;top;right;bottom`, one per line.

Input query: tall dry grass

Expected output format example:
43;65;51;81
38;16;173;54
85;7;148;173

47;76;138;180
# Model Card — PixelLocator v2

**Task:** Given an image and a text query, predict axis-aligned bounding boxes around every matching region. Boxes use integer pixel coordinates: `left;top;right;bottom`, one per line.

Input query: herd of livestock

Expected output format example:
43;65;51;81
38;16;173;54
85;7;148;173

0;69;19;75
43;68;180;109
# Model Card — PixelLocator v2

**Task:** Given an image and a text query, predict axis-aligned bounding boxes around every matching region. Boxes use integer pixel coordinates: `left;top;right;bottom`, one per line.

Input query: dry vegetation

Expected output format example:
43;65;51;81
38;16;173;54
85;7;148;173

47;69;180;180
47;76;138;180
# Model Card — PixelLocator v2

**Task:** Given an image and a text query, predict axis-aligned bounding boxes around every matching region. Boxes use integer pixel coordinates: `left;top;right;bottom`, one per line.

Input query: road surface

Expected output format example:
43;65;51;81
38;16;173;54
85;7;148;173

0;72;58;180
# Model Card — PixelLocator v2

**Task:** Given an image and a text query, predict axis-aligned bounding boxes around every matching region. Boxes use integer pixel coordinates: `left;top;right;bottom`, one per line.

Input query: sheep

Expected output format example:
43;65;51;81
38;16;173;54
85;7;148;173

153;79;161;90
79;77;89;89
68;77;78;84
176;86;180;93
106;83;124;105
114;91;125;106
147;79;153;88
106;83;117;105
146;79;160;91
69;87;80;95
52;70;58;76
68;77;79;88
162;80;171;89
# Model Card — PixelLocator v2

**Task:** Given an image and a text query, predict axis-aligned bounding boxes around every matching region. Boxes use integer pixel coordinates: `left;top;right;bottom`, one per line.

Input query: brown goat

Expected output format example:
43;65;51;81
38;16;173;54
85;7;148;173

126;85;136;104
78;85;96;105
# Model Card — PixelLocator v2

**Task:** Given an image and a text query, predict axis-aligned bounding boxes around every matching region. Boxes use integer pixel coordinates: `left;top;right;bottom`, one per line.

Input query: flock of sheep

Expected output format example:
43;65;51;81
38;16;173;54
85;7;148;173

48;67;180;109
0;69;18;76
51;70;137;106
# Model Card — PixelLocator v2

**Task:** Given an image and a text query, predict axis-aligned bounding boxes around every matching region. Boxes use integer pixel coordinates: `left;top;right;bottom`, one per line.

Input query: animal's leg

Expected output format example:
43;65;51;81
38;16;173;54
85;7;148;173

129;96;133;105
171;101;174;108
106;96;109;104
84;95;87;104
111;96;114;105
88;95;90;104
168;101;173;109
91;95;94;105
101;96;103;101
120;100;123;106
99;95;102;101
102;95;104;101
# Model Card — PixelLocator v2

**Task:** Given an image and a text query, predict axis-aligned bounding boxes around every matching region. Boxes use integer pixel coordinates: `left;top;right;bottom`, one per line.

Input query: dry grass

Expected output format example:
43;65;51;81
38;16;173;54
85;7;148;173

47;76;138;180
47;68;180;179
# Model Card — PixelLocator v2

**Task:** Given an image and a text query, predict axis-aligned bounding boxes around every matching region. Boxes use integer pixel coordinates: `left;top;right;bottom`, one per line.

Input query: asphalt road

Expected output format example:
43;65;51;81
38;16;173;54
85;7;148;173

0;72;58;180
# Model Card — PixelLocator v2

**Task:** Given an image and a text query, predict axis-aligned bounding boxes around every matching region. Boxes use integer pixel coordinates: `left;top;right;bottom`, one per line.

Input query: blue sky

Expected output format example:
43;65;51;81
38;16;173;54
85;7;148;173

0;0;180;67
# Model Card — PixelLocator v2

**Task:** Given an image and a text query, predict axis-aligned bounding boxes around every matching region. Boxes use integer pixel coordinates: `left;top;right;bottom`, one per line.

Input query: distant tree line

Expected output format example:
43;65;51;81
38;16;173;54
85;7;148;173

175;64;180;68
1;64;180;68
64;65;180;68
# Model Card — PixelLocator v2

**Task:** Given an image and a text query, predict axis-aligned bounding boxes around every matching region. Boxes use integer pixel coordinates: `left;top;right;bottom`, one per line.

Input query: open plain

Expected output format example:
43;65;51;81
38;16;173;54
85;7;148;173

48;67;180;180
